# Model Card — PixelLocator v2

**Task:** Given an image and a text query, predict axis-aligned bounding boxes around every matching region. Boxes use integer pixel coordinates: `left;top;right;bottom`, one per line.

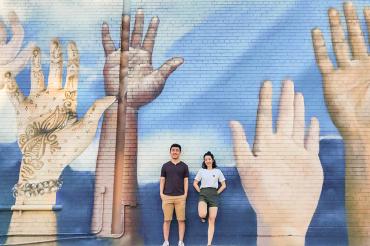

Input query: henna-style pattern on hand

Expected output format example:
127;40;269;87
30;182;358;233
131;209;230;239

2;40;116;197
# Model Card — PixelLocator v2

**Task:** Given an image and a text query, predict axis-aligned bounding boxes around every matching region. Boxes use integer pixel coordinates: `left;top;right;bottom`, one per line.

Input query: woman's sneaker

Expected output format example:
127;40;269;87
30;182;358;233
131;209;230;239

162;241;169;246
178;241;185;246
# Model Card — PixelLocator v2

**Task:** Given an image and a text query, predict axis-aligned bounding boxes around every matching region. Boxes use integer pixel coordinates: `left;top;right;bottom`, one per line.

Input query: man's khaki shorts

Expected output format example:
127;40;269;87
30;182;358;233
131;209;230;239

162;194;186;221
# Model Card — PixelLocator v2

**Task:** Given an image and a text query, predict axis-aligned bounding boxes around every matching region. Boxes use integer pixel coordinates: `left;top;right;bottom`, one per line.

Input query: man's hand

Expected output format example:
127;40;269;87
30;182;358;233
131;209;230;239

312;2;370;139
102;9;184;108
3;40;115;200
230;80;323;238
160;193;165;200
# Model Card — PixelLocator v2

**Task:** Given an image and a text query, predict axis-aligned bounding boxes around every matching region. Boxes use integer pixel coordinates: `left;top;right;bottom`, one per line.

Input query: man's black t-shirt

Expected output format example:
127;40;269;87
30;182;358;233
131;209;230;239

161;161;189;196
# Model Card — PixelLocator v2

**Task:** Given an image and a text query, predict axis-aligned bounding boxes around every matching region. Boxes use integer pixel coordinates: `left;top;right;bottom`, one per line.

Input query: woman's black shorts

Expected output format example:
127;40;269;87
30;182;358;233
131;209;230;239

199;187;219;207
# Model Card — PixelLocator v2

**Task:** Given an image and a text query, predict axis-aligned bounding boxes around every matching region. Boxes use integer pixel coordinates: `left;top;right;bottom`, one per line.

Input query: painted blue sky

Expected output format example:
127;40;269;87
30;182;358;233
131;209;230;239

0;0;368;175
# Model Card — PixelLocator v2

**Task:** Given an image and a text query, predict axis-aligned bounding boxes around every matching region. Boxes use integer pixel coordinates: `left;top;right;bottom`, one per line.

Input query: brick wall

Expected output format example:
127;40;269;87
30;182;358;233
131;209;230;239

1;1;370;246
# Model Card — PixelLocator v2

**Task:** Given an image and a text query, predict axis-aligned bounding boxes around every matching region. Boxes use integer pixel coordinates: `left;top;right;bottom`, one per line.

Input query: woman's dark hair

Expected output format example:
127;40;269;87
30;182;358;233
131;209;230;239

202;151;217;169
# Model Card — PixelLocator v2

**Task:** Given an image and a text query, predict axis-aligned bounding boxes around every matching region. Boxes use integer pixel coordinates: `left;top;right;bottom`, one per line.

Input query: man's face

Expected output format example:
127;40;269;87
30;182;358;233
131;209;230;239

170;147;181;160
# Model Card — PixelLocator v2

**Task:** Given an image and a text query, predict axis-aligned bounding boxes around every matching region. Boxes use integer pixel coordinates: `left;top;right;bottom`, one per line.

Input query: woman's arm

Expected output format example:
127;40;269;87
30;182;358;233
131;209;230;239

217;181;226;194
193;179;201;193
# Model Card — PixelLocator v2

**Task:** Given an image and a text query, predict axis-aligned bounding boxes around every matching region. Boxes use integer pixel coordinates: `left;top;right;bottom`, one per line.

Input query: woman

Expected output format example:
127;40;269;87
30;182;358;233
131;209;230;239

193;151;226;246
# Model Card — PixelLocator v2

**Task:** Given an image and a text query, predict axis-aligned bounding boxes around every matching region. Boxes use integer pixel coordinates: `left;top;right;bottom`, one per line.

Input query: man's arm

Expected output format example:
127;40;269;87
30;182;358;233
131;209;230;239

160;177;165;199
184;177;188;198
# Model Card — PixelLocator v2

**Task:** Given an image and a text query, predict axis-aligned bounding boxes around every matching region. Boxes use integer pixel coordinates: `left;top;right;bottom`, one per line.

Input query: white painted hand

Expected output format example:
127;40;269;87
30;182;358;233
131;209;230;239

230;80;323;237
312;2;370;138
102;9;184;108
0;11;35;142
2;40;115;198
0;11;34;86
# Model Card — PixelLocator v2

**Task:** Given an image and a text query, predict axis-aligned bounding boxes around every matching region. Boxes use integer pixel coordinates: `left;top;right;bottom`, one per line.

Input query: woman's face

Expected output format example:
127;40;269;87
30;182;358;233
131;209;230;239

204;155;213;168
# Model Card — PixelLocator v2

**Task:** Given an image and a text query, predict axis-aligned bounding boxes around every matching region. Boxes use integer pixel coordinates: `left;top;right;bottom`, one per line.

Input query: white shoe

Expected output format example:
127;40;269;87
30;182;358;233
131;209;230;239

162;241;170;246
178;241;185;246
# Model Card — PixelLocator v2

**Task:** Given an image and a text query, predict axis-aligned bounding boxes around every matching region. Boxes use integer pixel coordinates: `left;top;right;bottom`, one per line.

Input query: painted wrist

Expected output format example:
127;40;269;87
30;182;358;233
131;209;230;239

257;235;305;246
13;178;63;198
257;218;308;237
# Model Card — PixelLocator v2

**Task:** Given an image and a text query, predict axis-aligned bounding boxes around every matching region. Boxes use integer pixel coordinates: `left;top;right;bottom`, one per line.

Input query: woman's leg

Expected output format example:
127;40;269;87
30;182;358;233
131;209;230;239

198;201;208;222
207;207;218;245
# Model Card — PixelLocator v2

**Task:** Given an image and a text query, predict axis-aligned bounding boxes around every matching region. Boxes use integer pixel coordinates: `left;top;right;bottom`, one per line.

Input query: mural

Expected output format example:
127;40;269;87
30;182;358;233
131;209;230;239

230;80;323;245
0;0;370;246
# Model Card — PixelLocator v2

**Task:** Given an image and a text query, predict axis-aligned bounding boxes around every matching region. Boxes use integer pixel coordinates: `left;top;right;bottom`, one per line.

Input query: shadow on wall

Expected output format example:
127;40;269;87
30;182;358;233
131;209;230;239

139;139;347;246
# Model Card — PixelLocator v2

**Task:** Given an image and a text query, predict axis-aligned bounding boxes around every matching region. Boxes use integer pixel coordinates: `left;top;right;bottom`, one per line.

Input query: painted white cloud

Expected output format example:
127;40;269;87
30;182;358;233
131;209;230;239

132;0;247;63
137;130;235;184
0;0;123;57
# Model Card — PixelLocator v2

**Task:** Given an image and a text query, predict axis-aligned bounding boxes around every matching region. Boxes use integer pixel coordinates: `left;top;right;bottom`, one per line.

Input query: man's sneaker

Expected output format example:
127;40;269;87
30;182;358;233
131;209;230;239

162;241;169;246
178;241;185;246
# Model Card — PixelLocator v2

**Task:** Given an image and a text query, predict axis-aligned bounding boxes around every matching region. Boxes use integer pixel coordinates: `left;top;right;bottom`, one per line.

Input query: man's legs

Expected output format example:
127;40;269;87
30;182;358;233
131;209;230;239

178;220;185;242
162;195;174;244
174;196;186;244
163;220;171;242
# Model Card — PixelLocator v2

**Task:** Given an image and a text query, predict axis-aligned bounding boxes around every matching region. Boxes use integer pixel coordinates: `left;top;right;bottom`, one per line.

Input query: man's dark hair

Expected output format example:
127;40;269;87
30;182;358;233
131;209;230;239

202;151;217;169
170;143;182;152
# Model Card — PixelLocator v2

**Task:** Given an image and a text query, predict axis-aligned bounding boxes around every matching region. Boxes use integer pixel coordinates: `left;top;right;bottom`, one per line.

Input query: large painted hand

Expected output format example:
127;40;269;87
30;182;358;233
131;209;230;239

312;2;370;138
2;40;115;199
0;11;34;87
0;11;35;142
102;9;184;108
230;81;323;238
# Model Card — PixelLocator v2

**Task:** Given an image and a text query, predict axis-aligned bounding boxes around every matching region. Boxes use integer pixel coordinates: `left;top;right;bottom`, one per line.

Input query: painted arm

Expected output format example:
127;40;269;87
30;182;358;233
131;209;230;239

230;80;323;246
3;40;115;206
4;40;114;244
311;2;370;245
98;9;184;234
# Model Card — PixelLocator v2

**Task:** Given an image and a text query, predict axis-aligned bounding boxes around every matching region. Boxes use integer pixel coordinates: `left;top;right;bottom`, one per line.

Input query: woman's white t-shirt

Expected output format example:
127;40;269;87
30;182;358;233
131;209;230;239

194;168;226;189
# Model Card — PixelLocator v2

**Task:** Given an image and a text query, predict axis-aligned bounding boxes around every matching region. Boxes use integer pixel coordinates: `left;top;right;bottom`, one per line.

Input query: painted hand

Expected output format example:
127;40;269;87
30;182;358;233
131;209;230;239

0;11;34;87
230;80;323;237
2;40;115;198
312;2;370;138
102;9;184;108
0;11;35;142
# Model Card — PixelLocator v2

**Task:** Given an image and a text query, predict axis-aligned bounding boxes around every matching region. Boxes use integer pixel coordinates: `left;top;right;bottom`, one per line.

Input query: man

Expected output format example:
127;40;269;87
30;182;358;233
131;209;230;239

160;144;189;246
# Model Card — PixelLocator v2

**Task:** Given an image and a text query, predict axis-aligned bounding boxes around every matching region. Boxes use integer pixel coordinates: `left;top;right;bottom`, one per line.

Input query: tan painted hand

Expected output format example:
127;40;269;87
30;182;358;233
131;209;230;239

230;80;323;238
2;40;115;200
312;2;370;138
101;9;184;108
312;3;370;244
